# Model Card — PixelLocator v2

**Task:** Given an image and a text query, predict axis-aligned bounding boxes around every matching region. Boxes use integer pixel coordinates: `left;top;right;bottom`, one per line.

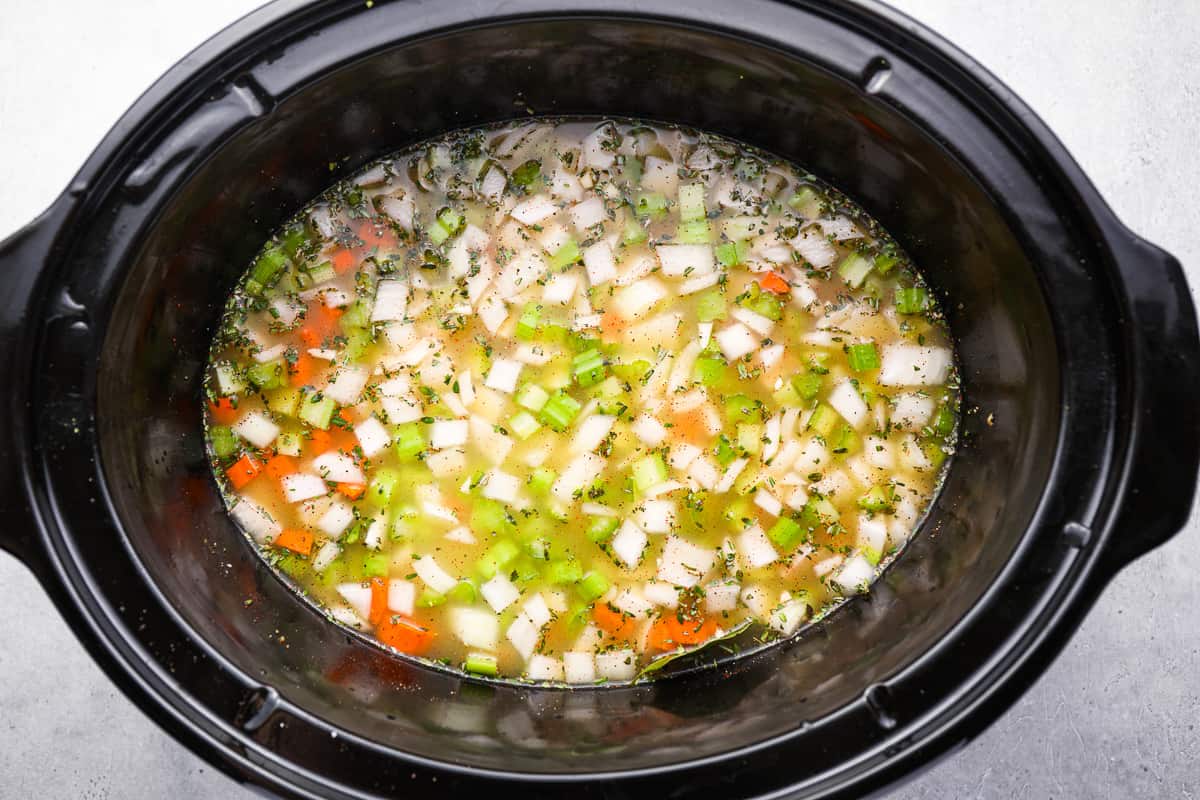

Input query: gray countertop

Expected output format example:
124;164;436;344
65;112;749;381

2;2;1197;797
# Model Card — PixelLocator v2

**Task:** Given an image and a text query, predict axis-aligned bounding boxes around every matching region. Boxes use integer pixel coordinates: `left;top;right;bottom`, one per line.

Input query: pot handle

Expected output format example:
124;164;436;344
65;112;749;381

0;199;70;582
1101;233;1200;574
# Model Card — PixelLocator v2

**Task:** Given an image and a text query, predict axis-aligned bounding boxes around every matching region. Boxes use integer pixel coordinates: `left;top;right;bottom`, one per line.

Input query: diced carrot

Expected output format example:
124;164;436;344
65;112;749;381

338;406;357;424
592;602;637;642
300;304;343;348
274;528;314;556
209;397;240;425
600;310;624;339
264;454;298;479
358;219;397;251
368;577;389;626
308;429;334;454
647;614;718;653
289;352;315;387
375;615;435;656
225;454;261;490
337;482;366;500
299;328;320;348
331;249;358;274
671;406;711;446
759;271;790;295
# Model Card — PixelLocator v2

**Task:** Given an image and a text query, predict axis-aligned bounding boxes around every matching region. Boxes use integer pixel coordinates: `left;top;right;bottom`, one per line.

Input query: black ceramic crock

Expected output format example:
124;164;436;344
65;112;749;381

1;1;1196;797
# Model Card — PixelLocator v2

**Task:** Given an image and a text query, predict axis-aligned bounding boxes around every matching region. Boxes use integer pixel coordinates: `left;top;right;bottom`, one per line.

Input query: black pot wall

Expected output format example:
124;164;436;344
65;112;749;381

2;2;1196;798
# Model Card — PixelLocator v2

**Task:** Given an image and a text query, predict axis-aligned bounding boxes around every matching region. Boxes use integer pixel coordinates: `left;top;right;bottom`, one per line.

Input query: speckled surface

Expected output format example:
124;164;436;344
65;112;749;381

2;1;1197;797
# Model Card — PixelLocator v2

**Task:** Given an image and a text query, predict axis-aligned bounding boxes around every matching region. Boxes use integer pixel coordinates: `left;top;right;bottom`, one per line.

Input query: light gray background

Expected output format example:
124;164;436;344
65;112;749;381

1;1;1197;797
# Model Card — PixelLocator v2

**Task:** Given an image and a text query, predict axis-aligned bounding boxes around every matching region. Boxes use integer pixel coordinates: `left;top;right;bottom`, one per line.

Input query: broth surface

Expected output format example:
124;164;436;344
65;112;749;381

204;119;958;684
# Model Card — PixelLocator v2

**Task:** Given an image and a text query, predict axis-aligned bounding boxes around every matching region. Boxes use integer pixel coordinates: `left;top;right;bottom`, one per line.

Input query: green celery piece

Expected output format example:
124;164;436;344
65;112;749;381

857;485;895;512
363;552;389;578
392;421;424;459
528;467;557;495
791;372;823;399
510;159;541;188
516;303;541;341
932;403;956;437
447;580;478;604
767;516;806;550
546;559;583;585
471;499;516;539
366;468;402;508
806;403;841;437
508;410;542;440
550;239;583;270
678;183;707;222
837;252;873;288
539;390;582;431
571;348;607;387
677;219;711;244
247;359;287;391
299;392;336;429
693;356;727;387
209;426;238;460
585;516;620;543
475;538;521;579
635;192;668;220
846;342;880;372
631;454;668;493
695;288;727;322
575;571;610;602
464;653;499;676
896;286;930;315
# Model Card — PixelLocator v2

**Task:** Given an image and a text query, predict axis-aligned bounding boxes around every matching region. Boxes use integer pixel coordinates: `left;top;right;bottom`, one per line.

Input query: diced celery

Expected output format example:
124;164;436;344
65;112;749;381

693;356;727;387
340;300;372;331
209;426;238;460
476;538;521;580
214;362;247;396
767;516;806;550
635;192;668;220
631;453;668;493
896;286;930;315
281;223;315;260
585;516;620;543
576;571;610;602
737;423;763;455
791;372;823;399
539;390;582;431
471;500;516;540
837;252;873;288
516;303;541;341
696;288;727;322
275;431;303;457
722;216;766;240
515;383;550;412
800;496;839;529
247;359;287;391
363;552;389;578
874;250;901;275
464;653;499;677
418;589;446;608
366;468;402;508
922;439;949;470
807;403;841;437
447;580;478;604
678;183;707;223
932;403;956;437
713;435;737;466
266;386;301;417
528;467;557;495
392;422;425;460
611;359;652;382
299;392;337;429
571;348;607;387
857;485;895;512
510;159;541;188
509;410;542;440
438;207;464;236
247;246;289;295
787;186;822;219
546;559;583;585
723;497;754;529
622;217;648;245
677;220;711;244
724;393;758;423
549;239;582;270
830;423;859;455
846;342;880;372
342;328;373;362
307;260;336;285
715;240;750;267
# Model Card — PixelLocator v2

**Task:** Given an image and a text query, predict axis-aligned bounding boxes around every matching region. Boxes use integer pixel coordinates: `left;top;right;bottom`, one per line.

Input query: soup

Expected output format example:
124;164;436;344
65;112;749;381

204;119;958;684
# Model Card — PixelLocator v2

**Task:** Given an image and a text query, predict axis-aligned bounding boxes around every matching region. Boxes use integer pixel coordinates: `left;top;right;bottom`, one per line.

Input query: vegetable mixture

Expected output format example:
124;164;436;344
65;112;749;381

205;120;958;684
